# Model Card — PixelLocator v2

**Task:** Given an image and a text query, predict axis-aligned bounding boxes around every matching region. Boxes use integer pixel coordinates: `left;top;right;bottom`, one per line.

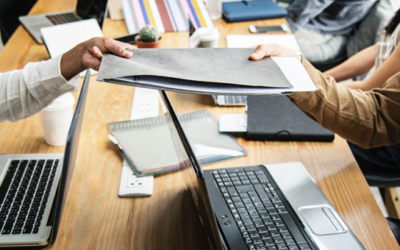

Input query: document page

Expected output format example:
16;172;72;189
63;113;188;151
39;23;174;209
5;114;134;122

227;34;302;54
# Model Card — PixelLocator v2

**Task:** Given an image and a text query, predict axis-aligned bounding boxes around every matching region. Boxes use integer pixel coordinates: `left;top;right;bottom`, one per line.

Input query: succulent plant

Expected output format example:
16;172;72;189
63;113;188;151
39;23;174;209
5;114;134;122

139;25;160;42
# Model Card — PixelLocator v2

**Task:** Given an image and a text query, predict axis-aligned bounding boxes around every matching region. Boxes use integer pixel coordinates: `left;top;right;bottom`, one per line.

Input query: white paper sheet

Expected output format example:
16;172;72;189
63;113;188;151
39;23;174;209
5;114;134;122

227;34;302;54
41;19;103;76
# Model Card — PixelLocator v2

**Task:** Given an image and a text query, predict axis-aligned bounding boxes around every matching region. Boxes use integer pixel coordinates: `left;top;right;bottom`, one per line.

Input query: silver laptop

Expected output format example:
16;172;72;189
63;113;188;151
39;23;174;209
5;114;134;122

159;90;365;250
211;95;247;106
0;70;90;247
19;0;108;44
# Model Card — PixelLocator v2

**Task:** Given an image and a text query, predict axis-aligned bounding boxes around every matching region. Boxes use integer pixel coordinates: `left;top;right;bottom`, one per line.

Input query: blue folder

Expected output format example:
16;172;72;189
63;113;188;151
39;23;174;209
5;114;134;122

222;0;287;23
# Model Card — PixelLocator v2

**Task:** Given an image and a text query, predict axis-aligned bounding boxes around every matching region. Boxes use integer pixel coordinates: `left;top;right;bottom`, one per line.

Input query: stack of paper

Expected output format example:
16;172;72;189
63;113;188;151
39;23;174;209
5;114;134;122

227;34;302;54
122;0;214;33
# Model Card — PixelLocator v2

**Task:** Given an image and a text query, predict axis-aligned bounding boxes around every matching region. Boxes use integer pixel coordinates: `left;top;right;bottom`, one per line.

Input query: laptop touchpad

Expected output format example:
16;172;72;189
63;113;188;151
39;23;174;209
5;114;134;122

298;206;347;235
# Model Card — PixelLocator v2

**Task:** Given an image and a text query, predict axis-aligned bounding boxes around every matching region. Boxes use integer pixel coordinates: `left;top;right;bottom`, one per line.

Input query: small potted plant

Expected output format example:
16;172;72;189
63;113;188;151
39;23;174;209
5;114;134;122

135;25;162;48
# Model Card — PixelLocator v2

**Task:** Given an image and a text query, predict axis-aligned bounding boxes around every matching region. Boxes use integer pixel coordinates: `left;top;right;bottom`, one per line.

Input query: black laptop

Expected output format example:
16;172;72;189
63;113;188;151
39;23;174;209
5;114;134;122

158;90;365;250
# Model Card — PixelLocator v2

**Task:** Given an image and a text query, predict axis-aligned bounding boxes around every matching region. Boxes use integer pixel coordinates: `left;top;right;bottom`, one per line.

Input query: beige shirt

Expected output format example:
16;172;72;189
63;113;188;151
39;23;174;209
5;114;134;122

289;58;400;149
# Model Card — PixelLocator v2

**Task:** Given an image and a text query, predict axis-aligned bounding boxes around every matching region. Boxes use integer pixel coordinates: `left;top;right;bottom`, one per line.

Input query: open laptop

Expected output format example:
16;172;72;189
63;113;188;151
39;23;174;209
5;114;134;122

188;19;247;107
0;70;90;247
19;0;108;44
158;90;365;250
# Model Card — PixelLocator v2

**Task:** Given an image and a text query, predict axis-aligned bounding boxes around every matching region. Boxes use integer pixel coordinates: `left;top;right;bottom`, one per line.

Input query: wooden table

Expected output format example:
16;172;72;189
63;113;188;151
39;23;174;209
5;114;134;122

0;0;399;249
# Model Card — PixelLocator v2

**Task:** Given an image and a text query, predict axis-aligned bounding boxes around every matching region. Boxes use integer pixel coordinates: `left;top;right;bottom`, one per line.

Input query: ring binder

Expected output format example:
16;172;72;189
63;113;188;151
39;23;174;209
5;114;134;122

108;109;247;176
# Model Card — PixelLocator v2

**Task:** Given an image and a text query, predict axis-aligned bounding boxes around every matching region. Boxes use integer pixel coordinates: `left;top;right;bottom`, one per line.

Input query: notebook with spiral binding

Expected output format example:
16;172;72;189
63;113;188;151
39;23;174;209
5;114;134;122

108;109;247;176
247;96;334;142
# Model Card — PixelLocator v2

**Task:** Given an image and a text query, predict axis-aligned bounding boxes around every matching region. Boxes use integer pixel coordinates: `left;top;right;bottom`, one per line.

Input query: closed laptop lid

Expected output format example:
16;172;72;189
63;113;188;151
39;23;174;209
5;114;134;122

76;0;109;28
49;70;90;243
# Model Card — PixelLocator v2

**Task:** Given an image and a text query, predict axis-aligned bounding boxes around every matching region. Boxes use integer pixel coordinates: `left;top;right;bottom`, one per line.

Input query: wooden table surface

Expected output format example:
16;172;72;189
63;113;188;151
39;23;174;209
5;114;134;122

0;0;399;249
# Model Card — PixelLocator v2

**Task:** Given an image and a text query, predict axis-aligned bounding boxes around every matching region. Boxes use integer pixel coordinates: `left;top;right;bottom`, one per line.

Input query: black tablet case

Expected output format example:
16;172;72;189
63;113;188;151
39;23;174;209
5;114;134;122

246;96;334;142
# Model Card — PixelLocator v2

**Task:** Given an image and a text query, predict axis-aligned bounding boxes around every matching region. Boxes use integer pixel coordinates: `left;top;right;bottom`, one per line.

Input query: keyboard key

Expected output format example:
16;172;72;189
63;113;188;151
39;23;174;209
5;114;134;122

249;231;260;238
247;244;256;250
12;229;21;234
278;208;288;214
254;243;266;250
277;225;288;232
2;223;13;234
23;225;33;234
260;232;271;239
227;187;238;197
288;246;299;250
33;227;39;234
267;246;277;250
273;236;284;243
280;214;307;245
285;239;295;245
252;237;262;244
298;244;311;250
264;238;274;246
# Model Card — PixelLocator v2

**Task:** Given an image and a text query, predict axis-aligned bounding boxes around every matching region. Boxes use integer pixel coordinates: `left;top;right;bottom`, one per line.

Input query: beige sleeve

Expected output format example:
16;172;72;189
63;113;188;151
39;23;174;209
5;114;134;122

288;58;400;149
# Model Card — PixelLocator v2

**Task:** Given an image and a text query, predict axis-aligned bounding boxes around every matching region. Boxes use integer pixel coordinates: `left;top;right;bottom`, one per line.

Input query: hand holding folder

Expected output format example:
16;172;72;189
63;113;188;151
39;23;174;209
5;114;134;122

97;48;316;95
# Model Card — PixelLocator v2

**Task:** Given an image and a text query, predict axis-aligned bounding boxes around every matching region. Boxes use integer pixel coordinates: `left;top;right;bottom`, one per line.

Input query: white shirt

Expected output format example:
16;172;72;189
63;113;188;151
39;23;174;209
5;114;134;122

0;55;80;122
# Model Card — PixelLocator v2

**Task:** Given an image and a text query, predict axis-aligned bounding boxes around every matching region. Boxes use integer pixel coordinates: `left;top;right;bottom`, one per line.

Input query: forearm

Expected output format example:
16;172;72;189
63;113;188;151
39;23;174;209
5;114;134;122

324;44;377;82
0;56;79;122
289;58;400;148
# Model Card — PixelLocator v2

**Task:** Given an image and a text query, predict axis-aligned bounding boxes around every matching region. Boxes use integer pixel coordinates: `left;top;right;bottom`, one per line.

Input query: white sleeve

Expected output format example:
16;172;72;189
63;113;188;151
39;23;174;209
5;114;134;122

0;55;80;122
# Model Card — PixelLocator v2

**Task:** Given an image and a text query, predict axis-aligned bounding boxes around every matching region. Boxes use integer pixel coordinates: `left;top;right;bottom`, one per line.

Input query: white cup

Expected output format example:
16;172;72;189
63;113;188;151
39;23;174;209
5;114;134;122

197;27;220;48
39;93;75;146
204;0;222;20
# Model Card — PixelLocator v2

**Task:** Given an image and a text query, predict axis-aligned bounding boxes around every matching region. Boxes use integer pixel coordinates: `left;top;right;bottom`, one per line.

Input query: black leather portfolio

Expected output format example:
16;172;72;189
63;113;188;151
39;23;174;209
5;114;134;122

247;96;334;142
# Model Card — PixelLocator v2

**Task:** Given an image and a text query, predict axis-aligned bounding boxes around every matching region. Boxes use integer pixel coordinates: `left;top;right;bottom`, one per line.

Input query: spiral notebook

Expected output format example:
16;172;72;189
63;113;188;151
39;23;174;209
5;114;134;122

108;109;247;176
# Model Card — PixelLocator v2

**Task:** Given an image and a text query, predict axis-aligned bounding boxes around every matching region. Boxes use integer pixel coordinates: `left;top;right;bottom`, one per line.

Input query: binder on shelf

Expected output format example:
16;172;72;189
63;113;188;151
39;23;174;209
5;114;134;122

108;109;247;176
222;0;287;23
121;0;214;34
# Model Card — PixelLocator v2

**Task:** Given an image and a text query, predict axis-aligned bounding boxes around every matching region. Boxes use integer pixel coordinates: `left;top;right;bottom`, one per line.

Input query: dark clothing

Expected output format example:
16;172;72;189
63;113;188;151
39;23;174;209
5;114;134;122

348;142;400;172
286;0;377;36
0;0;37;44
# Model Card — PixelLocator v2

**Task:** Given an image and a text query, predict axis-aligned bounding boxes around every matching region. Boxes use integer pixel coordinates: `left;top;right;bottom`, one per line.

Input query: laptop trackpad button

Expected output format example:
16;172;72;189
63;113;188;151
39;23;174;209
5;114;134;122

298;206;347;235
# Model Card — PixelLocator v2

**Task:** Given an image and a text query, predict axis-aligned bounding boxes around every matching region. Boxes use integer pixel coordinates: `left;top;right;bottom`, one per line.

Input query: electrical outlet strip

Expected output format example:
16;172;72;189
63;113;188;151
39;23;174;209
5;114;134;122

118;88;159;197
118;163;154;197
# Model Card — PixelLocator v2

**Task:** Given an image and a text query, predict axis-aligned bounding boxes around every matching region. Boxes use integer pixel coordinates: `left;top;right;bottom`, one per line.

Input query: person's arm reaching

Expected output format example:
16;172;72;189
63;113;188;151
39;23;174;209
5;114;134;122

324;44;377;82
343;42;400;91
249;44;400;149
0;37;134;123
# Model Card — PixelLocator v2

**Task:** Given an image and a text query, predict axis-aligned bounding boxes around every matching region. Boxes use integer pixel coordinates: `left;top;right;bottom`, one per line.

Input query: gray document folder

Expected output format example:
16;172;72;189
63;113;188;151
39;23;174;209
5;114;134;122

97;48;316;95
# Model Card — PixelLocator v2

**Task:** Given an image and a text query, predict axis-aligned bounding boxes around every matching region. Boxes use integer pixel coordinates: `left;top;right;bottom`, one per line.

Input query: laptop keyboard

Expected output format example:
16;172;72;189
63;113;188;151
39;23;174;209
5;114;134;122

46;12;81;25
224;95;247;105
213;167;312;250
0;159;58;235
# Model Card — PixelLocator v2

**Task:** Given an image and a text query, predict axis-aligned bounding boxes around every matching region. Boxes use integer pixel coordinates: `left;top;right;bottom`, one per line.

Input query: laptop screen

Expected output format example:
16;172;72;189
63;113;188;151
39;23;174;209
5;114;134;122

49;70;90;243
158;91;224;250
76;0;109;28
